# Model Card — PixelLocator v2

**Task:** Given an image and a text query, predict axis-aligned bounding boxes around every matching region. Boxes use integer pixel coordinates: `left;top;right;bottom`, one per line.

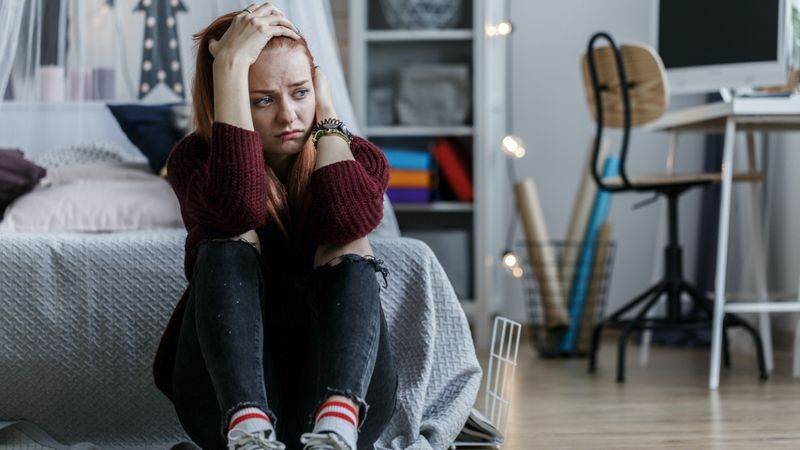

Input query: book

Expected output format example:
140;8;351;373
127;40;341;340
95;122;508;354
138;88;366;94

561;156;620;352
389;169;433;188
432;138;473;202
514;178;569;327
453;408;504;446
383;148;433;170
386;187;431;203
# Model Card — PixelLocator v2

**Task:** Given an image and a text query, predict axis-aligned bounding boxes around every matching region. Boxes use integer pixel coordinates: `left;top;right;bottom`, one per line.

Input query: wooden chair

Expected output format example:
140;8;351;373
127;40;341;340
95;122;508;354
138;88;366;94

580;31;768;382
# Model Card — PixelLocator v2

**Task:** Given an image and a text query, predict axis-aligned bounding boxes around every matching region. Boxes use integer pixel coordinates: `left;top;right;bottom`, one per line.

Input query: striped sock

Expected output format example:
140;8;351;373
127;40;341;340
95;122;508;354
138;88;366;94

228;407;275;440
312;399;358;450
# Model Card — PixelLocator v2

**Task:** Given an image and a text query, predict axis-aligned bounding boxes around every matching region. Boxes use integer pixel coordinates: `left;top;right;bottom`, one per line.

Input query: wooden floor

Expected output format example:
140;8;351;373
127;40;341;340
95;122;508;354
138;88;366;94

477;333;800;449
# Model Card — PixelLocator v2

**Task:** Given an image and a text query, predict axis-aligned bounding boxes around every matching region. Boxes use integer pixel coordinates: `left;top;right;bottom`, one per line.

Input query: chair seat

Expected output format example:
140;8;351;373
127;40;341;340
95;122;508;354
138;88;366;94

603;171;764;188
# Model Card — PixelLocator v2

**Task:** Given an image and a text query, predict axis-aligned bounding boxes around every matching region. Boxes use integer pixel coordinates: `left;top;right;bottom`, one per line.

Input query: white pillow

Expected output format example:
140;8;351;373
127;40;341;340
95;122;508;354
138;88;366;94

0;162;183;232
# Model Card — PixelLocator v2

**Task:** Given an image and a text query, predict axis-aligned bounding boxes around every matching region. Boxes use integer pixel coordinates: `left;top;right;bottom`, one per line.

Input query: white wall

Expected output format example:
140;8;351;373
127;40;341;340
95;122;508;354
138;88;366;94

503;0;707;323
765;134;800;337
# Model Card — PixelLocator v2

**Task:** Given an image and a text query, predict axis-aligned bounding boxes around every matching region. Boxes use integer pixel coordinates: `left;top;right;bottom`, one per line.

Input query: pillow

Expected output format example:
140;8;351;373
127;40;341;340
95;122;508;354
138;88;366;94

0;149;47;219
31;141;147;168
107;103;188;175
0;162;183;232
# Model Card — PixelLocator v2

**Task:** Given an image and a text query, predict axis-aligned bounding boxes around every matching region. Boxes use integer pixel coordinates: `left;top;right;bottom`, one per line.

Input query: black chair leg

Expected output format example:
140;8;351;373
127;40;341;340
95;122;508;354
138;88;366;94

608;282;666;322
681;281;734;369
588;323;604;373
722;327;731;368
616;294;663;383
726;314;769;380
589;282;664;375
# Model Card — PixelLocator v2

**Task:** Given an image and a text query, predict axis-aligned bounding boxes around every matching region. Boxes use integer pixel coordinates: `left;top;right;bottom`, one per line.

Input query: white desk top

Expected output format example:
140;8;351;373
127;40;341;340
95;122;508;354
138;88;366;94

647;95;800;132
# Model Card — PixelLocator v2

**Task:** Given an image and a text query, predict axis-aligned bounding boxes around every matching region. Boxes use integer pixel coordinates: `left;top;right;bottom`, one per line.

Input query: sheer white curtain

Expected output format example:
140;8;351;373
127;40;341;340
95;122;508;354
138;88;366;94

0;1;26;102
0;1;359;131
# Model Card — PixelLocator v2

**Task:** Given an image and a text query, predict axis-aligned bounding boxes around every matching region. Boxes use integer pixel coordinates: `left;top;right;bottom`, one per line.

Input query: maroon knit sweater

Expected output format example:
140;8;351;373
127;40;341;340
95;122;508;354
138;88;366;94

153;121;389;399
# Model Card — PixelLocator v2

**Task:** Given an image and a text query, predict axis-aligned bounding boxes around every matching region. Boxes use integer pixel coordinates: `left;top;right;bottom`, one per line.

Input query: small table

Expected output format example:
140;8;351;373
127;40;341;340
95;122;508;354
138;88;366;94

647;96;800;389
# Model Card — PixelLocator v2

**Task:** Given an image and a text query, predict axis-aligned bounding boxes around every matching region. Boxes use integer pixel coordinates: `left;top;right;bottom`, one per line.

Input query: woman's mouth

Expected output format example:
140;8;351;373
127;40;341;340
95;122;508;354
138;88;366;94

276;130;303;141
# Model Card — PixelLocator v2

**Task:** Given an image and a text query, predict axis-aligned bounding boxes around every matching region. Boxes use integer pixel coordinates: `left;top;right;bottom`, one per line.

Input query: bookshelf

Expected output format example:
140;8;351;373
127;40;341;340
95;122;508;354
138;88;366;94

347;0;509;346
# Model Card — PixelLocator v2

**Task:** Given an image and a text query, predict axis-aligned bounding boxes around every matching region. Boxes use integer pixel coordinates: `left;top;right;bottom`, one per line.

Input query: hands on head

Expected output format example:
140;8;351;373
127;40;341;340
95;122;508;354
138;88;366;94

208;2;336;121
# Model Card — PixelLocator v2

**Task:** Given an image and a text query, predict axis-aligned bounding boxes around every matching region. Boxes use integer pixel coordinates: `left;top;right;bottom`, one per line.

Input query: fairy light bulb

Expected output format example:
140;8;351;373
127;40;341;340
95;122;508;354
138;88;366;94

512;266;524;278
502;135;526;159
485;24;498;37
496;21;513;36
502;251;518;269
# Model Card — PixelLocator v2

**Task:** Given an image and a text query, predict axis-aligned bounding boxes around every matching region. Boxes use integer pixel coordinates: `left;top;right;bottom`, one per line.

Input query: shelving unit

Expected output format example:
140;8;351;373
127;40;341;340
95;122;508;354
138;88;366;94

348;0;509;346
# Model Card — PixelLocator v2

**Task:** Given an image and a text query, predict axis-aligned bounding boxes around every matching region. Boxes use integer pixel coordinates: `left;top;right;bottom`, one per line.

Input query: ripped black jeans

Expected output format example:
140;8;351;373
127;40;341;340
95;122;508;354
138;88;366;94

171;239;398;450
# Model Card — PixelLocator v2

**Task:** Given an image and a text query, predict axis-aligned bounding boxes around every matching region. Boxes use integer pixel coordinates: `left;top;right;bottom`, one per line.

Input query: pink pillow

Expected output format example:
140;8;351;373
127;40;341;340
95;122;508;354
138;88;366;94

0;162;183;232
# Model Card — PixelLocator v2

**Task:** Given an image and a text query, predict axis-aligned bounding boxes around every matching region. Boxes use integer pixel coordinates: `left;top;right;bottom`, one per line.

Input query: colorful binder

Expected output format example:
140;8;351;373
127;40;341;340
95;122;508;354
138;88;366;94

389;170;433;188
387;187;431;203
383;149;433;171
432;138;473;202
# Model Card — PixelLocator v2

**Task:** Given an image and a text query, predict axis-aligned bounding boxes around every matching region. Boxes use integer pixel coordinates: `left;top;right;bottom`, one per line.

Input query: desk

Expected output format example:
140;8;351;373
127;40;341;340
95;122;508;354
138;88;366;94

647;96;800;389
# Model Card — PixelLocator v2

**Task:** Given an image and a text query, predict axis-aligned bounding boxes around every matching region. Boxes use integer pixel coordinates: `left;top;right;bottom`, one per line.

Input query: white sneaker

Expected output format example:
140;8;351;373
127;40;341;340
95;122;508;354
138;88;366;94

299;432;351;450
227;429;286;450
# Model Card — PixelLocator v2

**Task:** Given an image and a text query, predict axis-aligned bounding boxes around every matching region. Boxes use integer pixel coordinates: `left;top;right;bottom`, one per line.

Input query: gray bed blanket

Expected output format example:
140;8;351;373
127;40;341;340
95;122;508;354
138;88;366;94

0;229;481;449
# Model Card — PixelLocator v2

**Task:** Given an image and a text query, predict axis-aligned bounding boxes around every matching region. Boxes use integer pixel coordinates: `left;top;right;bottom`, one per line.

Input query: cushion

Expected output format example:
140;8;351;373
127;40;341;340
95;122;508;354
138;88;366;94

0;149;47;219
107;103;188;175
0;162;183;232
30;141;147;168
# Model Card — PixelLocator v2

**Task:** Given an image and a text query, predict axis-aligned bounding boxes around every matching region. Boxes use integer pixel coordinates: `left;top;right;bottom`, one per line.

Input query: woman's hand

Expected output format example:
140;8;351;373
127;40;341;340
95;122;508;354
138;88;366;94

313;68;337;120
209;2;300;67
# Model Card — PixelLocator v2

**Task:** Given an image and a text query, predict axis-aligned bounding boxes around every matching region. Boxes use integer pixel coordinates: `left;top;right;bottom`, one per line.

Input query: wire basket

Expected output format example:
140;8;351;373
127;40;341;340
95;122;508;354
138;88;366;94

379;0;463;29
517;240;616;358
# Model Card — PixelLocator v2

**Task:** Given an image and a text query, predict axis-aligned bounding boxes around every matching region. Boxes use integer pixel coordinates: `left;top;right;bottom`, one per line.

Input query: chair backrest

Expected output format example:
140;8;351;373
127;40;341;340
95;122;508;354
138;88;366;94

580;43;668;128
580;32;669;191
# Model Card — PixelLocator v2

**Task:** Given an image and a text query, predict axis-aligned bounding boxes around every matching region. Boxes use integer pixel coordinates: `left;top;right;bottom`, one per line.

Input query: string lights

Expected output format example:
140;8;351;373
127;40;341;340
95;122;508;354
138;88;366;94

487;7;524;278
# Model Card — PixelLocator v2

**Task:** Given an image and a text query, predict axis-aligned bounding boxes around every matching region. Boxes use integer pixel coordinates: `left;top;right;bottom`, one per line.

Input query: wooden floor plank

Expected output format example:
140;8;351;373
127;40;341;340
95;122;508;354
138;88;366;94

476;334;800;449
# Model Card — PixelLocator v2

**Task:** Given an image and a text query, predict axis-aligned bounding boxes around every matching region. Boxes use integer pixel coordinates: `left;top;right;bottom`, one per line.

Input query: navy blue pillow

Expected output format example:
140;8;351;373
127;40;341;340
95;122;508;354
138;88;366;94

107;103;187;174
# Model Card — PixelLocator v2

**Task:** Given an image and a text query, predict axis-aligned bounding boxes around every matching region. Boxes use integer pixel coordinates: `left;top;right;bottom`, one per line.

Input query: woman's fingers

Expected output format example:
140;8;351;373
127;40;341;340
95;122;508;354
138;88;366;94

265;25;301;40
251;2;283;17
248;15;300;39
266;16;299;33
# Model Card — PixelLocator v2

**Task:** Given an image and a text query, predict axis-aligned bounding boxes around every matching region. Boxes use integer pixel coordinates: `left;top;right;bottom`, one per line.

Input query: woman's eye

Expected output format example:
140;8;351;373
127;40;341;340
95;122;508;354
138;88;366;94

296;89;309;98
254;97;272;106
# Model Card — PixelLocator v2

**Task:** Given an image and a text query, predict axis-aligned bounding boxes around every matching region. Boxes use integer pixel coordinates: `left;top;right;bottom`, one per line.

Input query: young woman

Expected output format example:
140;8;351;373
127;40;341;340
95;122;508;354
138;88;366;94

152;3;398;449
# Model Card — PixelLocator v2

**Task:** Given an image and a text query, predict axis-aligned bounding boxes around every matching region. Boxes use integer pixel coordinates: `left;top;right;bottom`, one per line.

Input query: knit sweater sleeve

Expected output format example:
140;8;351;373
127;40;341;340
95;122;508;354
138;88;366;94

308;136;389;245
166;122;267;236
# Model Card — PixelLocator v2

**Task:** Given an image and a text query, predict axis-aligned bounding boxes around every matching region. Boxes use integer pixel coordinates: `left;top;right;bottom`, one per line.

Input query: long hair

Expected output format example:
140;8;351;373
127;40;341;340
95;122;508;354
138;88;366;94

192;12;317;278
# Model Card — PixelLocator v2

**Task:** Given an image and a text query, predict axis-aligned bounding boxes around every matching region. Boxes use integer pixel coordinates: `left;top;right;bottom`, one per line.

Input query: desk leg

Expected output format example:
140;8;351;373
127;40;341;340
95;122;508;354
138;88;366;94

710;118;736;390
746;131;773;373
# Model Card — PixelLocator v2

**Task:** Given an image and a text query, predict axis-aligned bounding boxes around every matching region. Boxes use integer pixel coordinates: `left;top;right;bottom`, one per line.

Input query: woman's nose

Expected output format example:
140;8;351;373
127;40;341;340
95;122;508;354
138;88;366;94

277;99;297;124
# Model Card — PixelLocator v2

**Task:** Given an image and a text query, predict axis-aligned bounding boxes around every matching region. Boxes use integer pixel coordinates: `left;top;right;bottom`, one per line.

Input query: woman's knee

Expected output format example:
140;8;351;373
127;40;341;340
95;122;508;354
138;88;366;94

194;237;263;276
314;236;374;269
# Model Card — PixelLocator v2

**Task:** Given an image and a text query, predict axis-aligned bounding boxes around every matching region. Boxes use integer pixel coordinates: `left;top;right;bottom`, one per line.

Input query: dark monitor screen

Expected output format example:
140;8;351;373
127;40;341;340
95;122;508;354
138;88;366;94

658;0;780;69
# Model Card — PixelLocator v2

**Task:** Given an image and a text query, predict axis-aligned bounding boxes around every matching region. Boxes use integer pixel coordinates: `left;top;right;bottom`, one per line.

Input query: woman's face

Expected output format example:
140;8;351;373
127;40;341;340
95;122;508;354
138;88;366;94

248;45;316;158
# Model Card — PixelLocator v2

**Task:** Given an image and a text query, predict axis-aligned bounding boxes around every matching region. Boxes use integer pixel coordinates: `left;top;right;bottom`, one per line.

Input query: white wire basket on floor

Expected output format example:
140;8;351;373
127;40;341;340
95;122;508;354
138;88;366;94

451;316;522;449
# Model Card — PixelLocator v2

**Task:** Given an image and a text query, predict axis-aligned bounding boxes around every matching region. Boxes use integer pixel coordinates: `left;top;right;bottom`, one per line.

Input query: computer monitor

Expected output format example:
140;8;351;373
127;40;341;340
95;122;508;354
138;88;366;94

653;0;791;95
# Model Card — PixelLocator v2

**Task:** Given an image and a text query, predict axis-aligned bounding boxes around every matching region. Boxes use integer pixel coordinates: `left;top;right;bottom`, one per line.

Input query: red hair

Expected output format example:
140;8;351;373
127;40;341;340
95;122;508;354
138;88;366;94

192;12;318;278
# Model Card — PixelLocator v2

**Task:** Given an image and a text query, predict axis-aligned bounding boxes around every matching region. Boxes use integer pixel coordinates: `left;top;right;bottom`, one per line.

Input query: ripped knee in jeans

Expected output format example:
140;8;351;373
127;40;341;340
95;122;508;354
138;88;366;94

318;254;390;289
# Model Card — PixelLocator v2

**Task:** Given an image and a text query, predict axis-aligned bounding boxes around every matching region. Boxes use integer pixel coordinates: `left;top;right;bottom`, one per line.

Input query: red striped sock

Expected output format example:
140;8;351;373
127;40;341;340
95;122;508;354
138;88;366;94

312;400;358;450
228;407;274;439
